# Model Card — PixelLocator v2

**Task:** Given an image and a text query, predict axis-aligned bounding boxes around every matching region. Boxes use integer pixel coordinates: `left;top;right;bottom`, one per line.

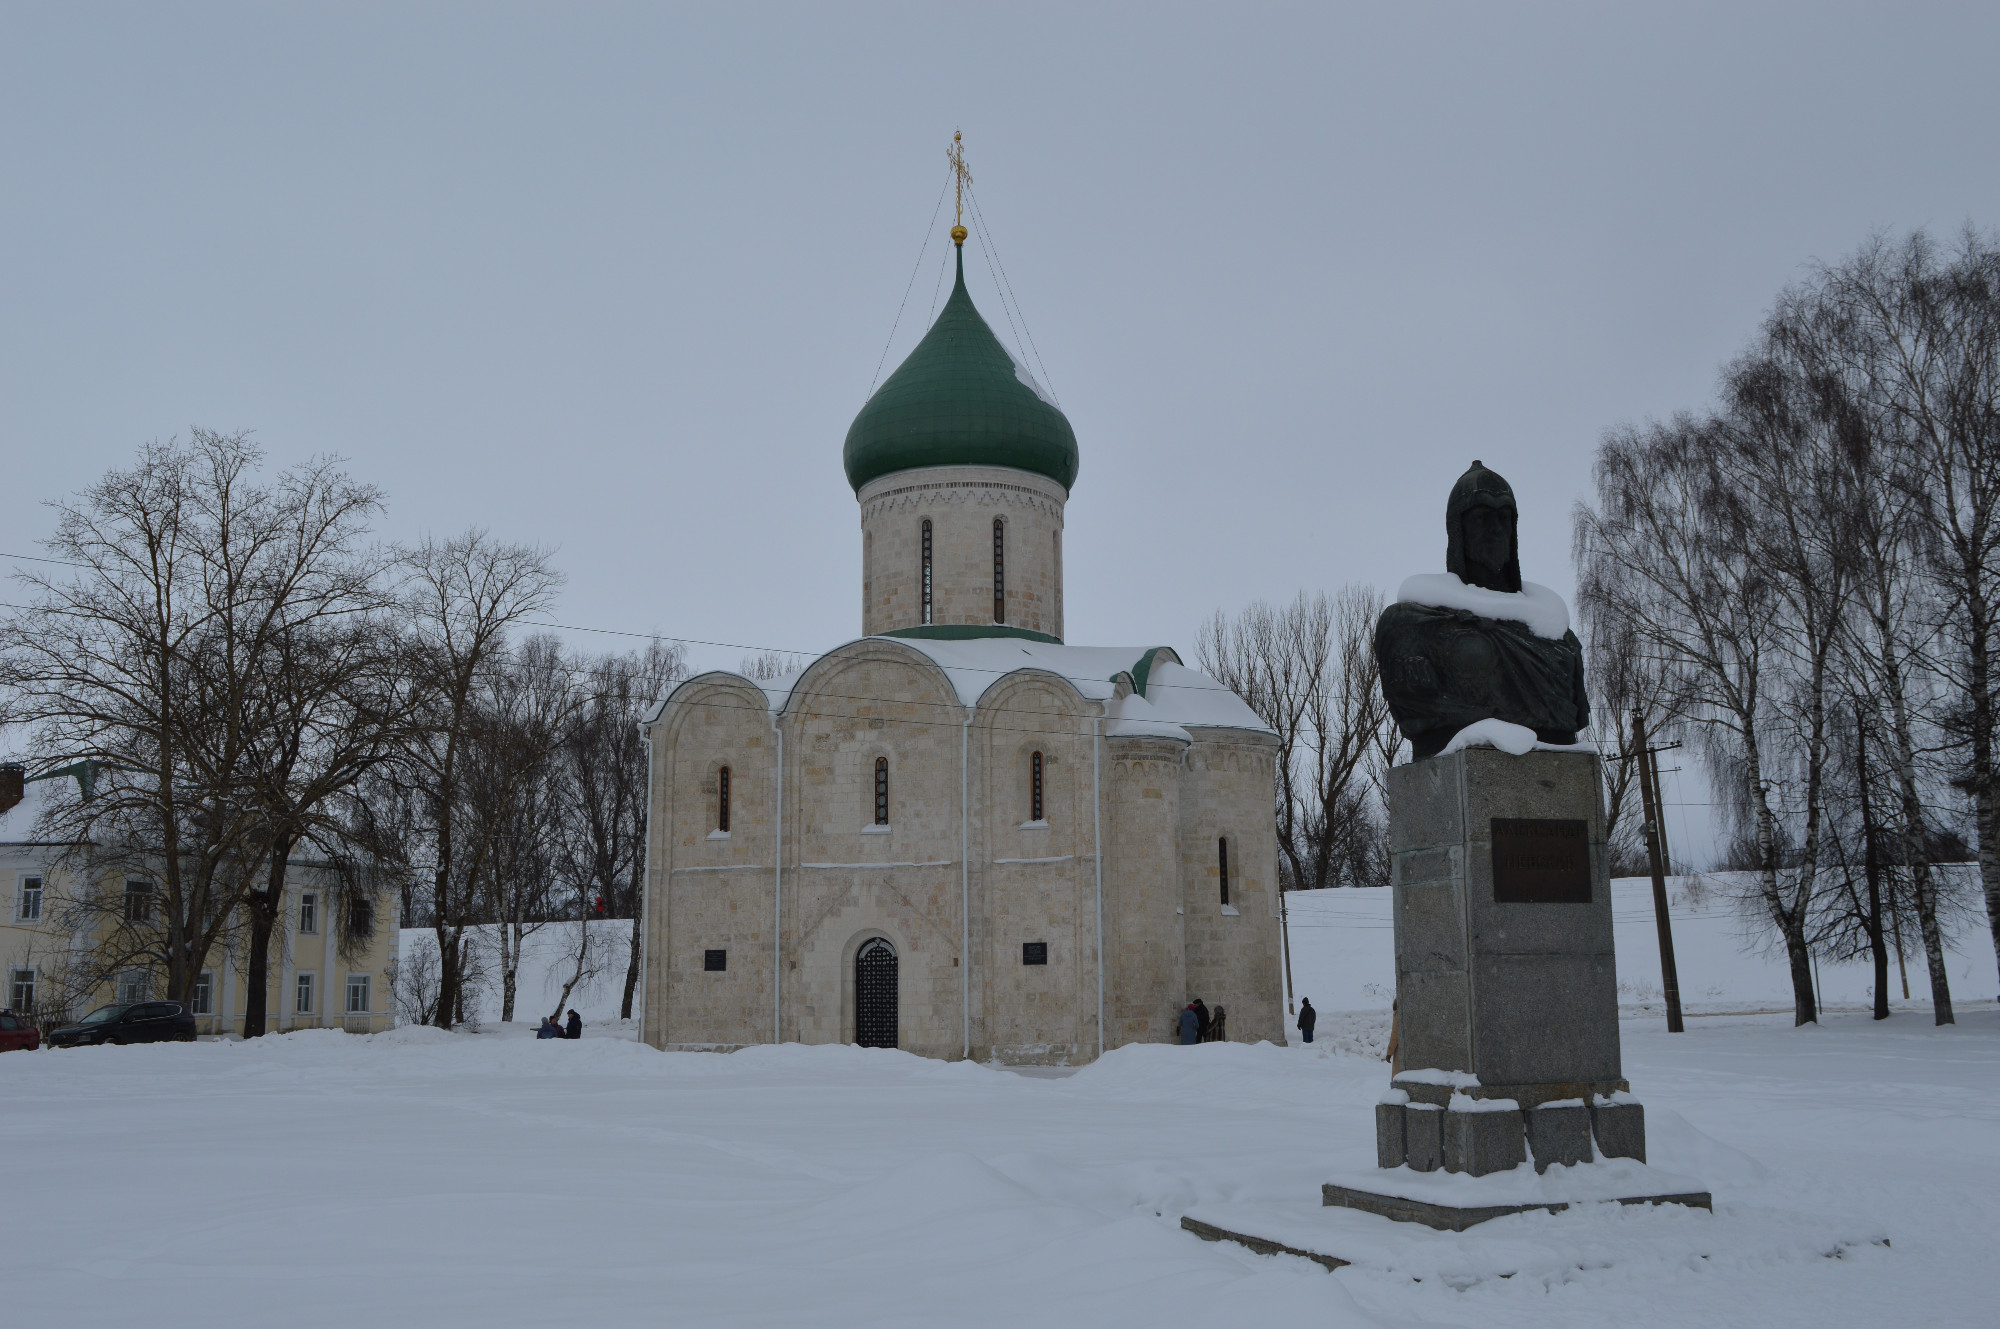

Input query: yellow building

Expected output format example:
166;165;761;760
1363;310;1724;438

0;769;398;1036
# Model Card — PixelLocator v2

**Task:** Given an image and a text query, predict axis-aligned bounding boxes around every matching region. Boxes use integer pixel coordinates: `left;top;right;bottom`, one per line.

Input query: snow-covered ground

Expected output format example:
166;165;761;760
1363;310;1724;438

2;882;1993;1327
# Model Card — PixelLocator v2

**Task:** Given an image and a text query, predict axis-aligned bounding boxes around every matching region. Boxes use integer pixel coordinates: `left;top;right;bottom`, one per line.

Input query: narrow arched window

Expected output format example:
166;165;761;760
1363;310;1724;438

992;518;1006;623
874;757;890;825
1030;751;1044;822
717;766;731;833
1218;837;1230;906
920;518;934;625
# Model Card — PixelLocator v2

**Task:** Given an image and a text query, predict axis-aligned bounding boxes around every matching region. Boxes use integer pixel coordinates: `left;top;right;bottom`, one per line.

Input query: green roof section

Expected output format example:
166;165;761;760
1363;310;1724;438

844;247;1079;494
1126;646;1174;698
877;624;1063;645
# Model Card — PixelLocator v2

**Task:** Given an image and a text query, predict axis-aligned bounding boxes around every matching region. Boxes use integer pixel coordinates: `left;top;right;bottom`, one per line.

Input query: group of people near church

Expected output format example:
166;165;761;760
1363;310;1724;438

537;1010;583;1040
1176;998;1227;1045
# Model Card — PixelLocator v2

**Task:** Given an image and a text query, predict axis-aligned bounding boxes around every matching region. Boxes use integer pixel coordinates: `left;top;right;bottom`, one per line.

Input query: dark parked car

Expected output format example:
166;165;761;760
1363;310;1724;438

0;1010;39;1052
47;1001;196;1047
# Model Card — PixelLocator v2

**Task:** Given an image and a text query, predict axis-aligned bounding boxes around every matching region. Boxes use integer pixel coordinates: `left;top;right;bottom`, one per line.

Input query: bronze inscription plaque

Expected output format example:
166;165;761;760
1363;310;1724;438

1490;818;1591;903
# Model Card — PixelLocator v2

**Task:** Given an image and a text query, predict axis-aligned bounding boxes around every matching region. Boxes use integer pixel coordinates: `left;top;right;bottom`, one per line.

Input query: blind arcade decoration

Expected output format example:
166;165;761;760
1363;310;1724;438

1489;817;1592;903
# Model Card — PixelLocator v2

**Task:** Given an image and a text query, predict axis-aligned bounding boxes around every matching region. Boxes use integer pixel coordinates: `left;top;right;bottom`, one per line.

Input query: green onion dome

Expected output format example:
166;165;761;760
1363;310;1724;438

844;247;1079;493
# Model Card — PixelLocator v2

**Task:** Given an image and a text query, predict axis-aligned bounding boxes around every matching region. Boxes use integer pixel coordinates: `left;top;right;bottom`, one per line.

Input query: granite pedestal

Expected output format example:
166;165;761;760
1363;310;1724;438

1325;746;1708;1228
1374;747;1634;1174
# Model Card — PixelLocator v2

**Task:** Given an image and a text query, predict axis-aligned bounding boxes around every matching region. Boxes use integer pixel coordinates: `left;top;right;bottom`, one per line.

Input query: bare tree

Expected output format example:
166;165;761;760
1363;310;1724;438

1835;231;2000;1004
1575;611;1678;875
1197;586;1396;892
1577;414;1822;1023
0;433;374;1006
738;651;804;682
1716;307;1860;1020
1578;228;2000;1024
559;642;682;1019
379;530;564;1029
469;634;579;1024
231;471;410;1035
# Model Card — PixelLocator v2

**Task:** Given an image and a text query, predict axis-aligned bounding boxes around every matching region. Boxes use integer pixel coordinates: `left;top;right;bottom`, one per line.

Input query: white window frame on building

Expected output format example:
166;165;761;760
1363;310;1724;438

115;969;150;1004
123;877;154;923
7;966;34;1014
296;970;316;1015
345;973;371;1015
191;971;215;1016
16;872;43;923
298;890;317;935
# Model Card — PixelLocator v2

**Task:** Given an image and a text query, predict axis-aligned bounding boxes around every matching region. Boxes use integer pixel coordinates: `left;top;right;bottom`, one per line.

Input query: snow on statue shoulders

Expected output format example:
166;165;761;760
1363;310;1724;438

1395;572;1572;641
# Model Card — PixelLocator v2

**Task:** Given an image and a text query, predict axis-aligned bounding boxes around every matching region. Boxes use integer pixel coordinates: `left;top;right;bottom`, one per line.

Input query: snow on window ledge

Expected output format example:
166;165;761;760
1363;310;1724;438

706;830;731;841
861;824;892;835
1220;904;1240;917
1018;819;1049;830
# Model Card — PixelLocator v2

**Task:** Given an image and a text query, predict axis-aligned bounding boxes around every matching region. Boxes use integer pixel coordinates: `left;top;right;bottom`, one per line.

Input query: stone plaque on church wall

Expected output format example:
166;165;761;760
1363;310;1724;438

1489;818;1591;904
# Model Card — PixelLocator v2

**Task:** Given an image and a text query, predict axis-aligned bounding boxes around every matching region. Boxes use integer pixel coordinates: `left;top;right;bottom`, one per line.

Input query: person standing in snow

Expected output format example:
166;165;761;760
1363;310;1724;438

1296;998;1316;1044
536;1015;560;1039
1210;1006;1227;1043
1178;1003;1199;1045
565;1010;582;1040
1192;998;1211;1043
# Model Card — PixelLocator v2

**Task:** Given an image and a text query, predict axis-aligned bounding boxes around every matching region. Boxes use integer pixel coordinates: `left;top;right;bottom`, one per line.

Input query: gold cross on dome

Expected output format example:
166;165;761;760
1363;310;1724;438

947;130;972;246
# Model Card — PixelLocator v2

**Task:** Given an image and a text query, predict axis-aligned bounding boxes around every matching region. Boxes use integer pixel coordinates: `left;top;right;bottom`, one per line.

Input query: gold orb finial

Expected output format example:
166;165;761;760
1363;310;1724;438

950;224;968;245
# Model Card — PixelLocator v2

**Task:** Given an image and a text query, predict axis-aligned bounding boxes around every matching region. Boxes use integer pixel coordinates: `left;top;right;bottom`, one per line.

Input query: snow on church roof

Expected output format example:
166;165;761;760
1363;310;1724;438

652;637;1272;742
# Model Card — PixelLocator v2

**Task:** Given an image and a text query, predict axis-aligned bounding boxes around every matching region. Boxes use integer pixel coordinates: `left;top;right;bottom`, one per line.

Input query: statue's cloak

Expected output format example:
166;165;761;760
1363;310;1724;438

1375;601;1590;760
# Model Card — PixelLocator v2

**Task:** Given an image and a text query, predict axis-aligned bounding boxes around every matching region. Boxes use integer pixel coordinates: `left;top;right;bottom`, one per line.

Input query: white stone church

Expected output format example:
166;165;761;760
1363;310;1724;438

638;237;1284;1063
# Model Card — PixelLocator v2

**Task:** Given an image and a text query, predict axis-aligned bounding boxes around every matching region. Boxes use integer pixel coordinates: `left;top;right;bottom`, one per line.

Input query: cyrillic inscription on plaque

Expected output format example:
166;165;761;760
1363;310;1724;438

1490;817;1591;903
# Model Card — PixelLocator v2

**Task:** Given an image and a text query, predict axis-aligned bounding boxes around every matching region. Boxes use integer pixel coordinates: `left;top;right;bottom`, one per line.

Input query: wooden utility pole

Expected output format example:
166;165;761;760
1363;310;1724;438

1647;744;1673;877
1632;710;1685;1032
1279;887;1297;1017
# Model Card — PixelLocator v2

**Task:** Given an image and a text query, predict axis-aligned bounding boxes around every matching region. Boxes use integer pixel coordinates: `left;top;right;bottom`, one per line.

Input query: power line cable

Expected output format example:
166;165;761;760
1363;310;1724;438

924;238;951;327
966;183;1059;406
868;176;952;395
966;209;1037;403
0;555;1256;700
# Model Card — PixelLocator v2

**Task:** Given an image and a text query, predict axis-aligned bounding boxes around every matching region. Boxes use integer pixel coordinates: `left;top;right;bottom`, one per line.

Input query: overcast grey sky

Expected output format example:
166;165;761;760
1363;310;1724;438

5;4;1999;854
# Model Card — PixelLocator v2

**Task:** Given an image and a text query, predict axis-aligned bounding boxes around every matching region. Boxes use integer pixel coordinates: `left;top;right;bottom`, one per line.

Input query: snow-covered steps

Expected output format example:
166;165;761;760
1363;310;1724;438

1180;1193;1888;1289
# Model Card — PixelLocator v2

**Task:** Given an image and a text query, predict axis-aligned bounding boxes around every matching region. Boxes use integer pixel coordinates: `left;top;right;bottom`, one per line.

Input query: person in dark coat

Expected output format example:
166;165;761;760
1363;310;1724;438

1210;1005;1227;1043
564;1010;582;1040
536;1015;560;1039
1296;998;1317;1044
1192;998;1211;1043
1177;1004;1199;1045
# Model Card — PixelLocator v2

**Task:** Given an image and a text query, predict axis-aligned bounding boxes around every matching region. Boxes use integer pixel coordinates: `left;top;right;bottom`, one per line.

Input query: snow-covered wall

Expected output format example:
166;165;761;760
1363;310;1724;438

1281;873;1995;1017
397;920;640;1029
404;872;1995;1034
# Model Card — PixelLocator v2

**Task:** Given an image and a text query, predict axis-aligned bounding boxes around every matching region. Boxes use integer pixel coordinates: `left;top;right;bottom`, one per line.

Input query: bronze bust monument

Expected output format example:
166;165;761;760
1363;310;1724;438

1374;460;1590;759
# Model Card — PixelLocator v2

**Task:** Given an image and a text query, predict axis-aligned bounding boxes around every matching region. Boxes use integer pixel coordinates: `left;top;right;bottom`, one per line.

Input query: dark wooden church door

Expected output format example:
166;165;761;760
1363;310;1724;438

855;938;898;1048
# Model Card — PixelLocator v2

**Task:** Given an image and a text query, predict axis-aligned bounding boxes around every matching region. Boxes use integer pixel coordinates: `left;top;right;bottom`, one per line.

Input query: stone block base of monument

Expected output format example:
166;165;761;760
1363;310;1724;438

1373;1079;1648;1177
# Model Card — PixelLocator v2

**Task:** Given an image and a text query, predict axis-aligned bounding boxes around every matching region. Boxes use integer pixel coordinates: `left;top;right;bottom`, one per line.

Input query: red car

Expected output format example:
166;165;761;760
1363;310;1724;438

0;1010;40;1052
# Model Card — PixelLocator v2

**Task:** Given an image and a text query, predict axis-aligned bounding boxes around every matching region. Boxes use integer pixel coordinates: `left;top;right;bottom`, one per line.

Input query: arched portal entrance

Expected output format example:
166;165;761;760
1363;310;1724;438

855;938;898;1048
